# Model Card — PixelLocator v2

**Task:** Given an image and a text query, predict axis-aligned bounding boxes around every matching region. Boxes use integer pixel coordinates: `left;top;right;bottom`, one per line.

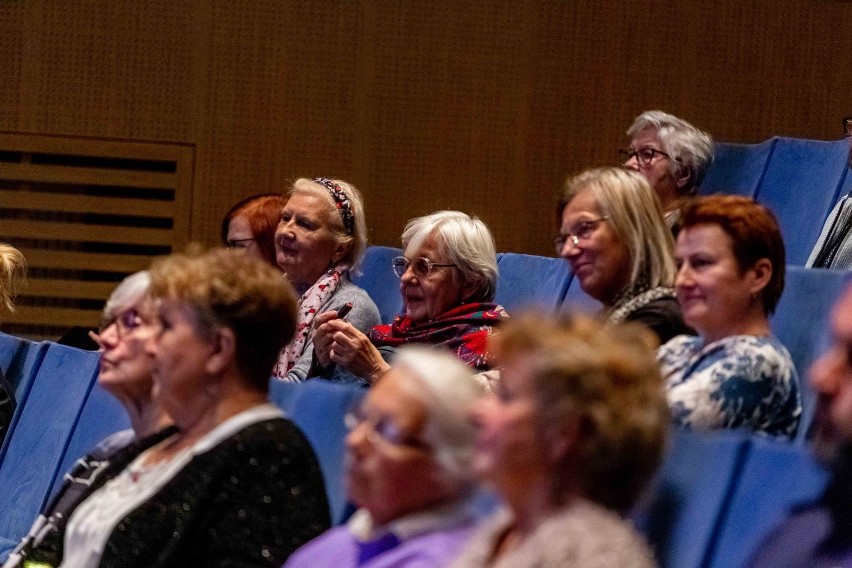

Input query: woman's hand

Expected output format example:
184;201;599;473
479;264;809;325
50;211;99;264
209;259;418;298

311;311;341;368
313;316;390;383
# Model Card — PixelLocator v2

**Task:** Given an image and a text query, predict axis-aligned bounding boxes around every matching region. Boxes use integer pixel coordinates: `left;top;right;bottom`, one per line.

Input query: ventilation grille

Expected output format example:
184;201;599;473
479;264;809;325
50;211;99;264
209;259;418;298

0;133;193;340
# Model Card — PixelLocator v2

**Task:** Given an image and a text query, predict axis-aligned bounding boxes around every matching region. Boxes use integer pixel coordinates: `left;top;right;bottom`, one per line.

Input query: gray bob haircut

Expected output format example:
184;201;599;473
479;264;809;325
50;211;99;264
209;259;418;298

627;110;714;192
401;211;498;303
559;167;676;289
392;345;484;486
290;178;369;273
103;271;151;321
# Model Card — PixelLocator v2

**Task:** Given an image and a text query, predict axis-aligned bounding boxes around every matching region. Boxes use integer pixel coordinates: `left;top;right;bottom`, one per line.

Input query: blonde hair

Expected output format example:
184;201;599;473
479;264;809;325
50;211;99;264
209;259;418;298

0;244;25;314
290;178;368;273
492;311;669;513
148;247;298;390
559;167;676;289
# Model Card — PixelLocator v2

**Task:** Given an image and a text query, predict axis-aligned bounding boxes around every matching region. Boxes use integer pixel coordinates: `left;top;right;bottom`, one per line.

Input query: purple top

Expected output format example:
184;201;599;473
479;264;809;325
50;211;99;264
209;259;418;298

283;521;475;568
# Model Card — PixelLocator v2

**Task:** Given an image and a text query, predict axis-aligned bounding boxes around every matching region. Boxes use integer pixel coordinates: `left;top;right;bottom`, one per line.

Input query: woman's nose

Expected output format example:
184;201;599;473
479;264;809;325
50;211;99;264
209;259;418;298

559;237;580;259
99;323;120;349
675;264;693;288
345;422;369;453
623;154;640;171
399;265;418;284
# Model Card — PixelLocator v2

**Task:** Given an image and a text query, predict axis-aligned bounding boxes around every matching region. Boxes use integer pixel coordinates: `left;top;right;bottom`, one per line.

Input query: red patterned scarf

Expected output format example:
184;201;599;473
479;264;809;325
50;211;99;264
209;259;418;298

368;302;508;370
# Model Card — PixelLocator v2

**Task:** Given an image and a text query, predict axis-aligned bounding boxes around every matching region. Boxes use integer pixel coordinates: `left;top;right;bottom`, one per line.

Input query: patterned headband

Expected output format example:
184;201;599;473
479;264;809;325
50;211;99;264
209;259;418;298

313;177;355;236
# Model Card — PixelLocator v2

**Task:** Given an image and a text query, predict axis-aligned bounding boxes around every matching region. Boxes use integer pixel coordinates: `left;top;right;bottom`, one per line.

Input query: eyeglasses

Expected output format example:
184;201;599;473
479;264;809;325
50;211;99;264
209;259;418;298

391;256;456;279
619;147;675;168
226;237;256;249
554;216;610;254
100;308;143;338
344;409;430;450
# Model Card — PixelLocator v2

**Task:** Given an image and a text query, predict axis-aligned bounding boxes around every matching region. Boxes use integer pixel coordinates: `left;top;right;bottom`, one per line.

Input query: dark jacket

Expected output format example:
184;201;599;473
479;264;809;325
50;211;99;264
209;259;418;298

28;417;331;567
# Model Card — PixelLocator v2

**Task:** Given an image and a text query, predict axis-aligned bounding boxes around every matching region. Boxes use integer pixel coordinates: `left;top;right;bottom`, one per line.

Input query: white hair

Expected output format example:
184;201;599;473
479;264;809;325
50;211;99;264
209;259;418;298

627;110;714;192
392;346;484;486
103;271;151;321
401;211;498;302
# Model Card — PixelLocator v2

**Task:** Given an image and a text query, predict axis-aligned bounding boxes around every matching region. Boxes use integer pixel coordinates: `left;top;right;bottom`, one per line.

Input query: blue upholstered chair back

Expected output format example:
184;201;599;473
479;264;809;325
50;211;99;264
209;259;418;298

632;429;749;568
494;252;573;313
352;245;404;324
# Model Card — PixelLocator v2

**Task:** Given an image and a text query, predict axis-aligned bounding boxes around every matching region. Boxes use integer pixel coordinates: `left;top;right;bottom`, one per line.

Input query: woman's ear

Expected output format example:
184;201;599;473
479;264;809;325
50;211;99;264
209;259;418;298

544;416;582;465
205;326;237;376
331;237;353;265
748;258;773;296
674;164;692;190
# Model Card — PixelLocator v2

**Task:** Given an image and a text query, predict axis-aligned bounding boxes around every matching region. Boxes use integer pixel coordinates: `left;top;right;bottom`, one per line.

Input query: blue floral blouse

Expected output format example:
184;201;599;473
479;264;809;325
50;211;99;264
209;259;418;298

658;335;801;439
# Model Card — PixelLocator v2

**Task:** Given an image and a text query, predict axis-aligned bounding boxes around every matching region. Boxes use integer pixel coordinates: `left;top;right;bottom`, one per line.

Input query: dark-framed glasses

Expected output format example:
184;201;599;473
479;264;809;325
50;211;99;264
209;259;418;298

344;408;430;450
554;216;610;254
226;237;256;249
619;147;675;168
100;308;143;338
391;256;456;279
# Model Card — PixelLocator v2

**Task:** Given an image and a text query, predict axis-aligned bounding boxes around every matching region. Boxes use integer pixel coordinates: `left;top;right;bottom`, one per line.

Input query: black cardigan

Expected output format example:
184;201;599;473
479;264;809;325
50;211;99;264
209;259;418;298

29;417;331;567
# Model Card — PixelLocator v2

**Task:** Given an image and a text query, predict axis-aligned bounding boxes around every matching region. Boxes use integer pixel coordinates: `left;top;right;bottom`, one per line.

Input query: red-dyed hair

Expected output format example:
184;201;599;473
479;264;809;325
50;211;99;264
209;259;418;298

220;194;286;267
680;195;785;315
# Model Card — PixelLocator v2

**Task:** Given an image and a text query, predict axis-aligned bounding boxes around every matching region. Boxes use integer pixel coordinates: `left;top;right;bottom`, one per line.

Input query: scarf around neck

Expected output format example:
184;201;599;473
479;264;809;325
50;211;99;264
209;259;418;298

273;265;347;379
368;302;508;370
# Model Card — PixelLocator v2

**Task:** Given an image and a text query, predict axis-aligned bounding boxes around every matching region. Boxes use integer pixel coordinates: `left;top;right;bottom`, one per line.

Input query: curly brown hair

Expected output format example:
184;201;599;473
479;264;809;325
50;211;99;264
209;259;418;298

148;247;298;391
491;311;669;514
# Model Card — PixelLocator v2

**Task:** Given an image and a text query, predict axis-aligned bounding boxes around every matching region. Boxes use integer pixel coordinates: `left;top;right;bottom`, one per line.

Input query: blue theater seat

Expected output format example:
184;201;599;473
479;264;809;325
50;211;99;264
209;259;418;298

48;380;130;497
352;245;404;324
494;252;573;313
700;138;776;198
268;379;367;525
0;343;100;556
754;138;851;265
770;266;851;442
632;429;749;568
706;437;830;568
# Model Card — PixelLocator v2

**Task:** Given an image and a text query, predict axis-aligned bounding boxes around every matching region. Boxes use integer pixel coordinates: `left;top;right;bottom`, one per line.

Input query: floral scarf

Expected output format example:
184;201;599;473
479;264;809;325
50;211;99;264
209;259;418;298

273;265;346;379
368;302;509;370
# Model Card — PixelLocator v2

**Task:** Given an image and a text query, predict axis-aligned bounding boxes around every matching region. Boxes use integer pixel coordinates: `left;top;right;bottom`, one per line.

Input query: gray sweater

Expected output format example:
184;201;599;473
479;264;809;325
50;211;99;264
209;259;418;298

285;277;381;382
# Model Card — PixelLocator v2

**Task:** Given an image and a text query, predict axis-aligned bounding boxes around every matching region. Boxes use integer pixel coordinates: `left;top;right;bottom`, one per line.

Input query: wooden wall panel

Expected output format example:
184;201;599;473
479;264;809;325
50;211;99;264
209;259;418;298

0;0;847;262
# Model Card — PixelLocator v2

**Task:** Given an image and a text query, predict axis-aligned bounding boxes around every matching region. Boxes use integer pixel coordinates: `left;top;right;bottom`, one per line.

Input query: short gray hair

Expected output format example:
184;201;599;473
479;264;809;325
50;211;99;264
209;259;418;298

401;211;498;302
627;110;714;193
392;346;484;486
290;178;369;273
103;271;151;322
559;167;676;290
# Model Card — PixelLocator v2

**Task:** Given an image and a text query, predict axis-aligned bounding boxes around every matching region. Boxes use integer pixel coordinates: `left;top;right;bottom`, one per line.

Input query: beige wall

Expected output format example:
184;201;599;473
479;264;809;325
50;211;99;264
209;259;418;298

1;0;849;257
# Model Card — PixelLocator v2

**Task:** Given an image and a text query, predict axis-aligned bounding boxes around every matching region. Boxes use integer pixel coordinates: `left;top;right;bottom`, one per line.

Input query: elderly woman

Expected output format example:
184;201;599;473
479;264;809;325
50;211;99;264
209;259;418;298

621;110;714;228
272;177;380;382
221;193;287;267
285;346;483;568
25;249;330;567
557;167;692;344
450;312;667;568
312;210;508;385
5;271;175;567
659;195;801;438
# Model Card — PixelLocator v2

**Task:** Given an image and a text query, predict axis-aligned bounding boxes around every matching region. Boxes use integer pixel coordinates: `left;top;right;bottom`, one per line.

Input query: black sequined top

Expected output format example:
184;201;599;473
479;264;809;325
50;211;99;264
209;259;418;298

27;417;331;567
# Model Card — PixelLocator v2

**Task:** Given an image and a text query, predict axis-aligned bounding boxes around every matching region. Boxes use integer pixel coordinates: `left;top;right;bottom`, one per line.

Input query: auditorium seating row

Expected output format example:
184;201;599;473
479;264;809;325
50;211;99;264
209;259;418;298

700;136;852;266
0;244;847;564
